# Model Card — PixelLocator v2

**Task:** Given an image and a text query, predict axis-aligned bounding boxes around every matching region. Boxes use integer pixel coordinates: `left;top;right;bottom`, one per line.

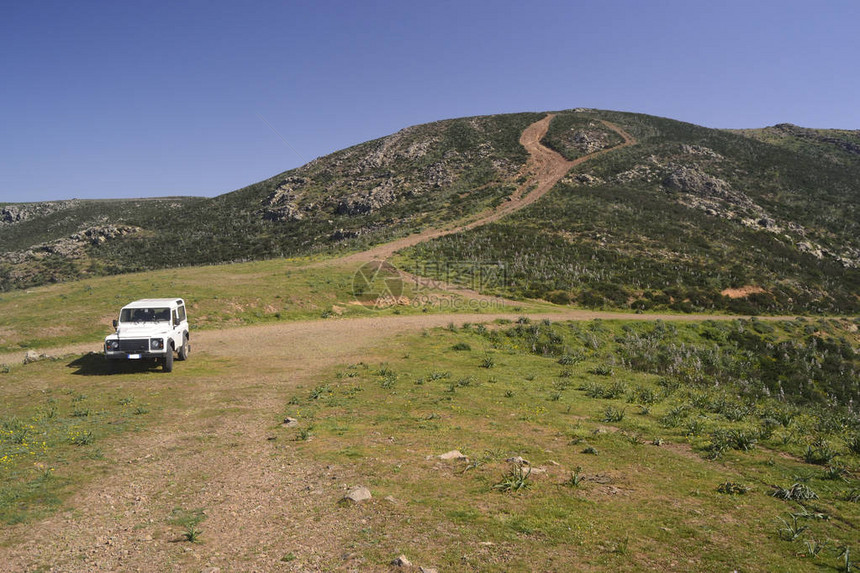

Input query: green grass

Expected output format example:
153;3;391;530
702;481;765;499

0;360;164;524
0;256;553;354
278;319;858;571
1;290;856;569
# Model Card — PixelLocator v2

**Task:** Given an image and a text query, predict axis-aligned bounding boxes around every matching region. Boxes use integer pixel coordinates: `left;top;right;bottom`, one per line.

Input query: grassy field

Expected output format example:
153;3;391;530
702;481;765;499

283;318;859;571
2;309;856;571
0;255;555;356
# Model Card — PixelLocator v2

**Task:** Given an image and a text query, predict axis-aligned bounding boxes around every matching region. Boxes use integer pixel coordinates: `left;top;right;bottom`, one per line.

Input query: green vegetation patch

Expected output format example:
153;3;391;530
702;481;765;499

0;360;160;524
278;317;859;571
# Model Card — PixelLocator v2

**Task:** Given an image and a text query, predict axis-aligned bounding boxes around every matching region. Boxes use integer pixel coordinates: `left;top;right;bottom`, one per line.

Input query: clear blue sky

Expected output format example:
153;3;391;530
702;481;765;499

2;0;858;202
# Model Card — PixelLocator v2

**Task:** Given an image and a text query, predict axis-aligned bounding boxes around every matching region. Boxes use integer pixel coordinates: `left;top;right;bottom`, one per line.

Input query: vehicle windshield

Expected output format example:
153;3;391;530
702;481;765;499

120;307;171;323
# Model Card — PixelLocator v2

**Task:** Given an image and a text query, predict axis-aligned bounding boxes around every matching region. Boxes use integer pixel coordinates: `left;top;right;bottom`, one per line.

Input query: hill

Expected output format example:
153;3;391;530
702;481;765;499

399;110;860;314
2;109;859;314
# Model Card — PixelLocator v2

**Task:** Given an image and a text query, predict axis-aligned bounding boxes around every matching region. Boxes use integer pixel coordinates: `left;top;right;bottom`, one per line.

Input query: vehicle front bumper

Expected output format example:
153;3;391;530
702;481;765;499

105;350;168;360
104;337;169;360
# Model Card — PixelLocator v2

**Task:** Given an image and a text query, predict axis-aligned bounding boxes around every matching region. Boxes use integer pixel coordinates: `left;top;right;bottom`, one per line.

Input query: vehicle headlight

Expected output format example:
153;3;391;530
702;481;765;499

150;338;164;350
106;340;120;351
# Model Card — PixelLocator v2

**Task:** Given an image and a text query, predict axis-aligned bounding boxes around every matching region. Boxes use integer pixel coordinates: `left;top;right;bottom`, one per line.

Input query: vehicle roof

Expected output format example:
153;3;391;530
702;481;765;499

121;298;185;309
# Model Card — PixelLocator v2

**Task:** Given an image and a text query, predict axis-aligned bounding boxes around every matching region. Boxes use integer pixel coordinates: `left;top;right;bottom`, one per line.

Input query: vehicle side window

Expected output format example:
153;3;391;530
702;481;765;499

177;306;186;322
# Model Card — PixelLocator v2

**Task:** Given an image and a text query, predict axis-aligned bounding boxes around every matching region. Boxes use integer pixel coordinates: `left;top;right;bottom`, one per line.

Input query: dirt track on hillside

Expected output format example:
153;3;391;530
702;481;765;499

338;114;636;264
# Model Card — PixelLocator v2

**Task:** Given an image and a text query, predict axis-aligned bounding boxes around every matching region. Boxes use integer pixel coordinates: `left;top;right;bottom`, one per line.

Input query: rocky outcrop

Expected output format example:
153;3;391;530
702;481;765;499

260;177;307;221
352;125;437;174
425;160;455;188
1;200;81;225
679;144;724;159
571;130;612;153
0;225;141;264
335;178;401;215
662;167;744;204
773;124;860;156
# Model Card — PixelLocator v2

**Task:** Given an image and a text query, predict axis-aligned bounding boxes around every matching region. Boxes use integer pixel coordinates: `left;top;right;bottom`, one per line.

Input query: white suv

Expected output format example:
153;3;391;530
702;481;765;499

105;298;190;372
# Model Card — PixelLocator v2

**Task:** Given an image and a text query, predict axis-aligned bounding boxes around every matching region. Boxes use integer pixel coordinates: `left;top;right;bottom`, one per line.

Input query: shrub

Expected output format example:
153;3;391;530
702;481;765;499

582;381;606;398
563;466;585;488
728;429;757;451
627;386;657;405
777;514;809;541
804;440;838;465
427;371;451;381
603;380;627;399
717;481;749;495
845;433;860;455
822;465;848;481
589;364;614;376
660;405;689;428
493;465;531;493
757;417;780;441
69;430;94;446
558;353;584;366
183;523;202;543
602;406;625;423
771;483;818;501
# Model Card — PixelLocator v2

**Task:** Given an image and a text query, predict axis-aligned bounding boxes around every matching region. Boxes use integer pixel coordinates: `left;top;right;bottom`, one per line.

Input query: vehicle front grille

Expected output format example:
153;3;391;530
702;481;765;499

117;339;149;352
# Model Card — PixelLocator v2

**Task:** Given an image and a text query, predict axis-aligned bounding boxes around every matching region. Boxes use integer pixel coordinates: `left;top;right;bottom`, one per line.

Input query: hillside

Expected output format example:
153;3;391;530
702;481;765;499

0;113;542;290
400;110;860;314
2;109;859;314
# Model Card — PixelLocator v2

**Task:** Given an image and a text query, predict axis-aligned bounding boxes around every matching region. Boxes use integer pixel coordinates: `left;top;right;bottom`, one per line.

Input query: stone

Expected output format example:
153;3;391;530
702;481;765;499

438;450;468;461
23;350;52;364
663;167;737;203
335;179;401;216
341;486;372;504
392;555;412;567
505;456;529;465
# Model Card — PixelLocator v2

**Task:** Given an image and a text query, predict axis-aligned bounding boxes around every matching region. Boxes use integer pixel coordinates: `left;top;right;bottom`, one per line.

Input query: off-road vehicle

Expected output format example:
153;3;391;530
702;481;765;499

104;298;190;372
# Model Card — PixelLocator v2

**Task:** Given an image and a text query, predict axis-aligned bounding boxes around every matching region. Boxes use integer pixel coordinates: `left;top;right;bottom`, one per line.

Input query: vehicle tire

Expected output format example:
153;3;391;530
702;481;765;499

163;345;174;372
177;335;189;361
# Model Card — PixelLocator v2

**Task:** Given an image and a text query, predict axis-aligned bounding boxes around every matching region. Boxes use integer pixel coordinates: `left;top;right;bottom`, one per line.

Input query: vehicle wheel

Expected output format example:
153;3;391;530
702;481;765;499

163;346;174;372
177;335;189;361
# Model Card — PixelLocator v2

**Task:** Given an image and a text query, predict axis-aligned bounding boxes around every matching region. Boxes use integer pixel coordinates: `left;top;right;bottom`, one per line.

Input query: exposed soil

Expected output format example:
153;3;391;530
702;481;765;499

720;285;767;299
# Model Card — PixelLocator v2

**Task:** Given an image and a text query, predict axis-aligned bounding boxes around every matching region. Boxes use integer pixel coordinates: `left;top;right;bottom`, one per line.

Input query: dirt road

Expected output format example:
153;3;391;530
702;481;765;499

339;114;636;264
